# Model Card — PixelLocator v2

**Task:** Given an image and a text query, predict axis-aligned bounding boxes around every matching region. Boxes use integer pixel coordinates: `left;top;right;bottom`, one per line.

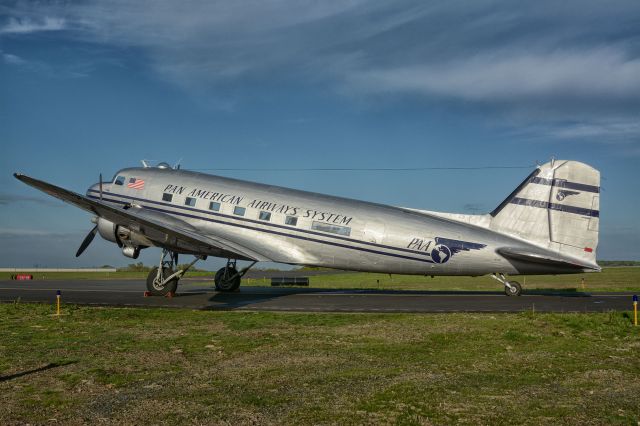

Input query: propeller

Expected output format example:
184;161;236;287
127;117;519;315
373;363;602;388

76;224;98;257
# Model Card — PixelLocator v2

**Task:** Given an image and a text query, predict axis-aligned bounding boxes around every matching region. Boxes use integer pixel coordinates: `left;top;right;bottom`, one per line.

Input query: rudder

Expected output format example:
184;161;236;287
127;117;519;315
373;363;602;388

490;160;600;263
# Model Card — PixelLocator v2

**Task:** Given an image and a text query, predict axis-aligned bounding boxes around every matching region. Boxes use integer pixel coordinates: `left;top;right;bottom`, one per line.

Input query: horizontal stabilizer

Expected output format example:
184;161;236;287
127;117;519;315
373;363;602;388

497;247;600;271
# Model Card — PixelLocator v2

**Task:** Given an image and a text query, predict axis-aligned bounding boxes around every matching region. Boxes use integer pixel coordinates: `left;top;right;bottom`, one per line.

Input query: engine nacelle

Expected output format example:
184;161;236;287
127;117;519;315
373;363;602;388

97;217;120;245
96;218;152;255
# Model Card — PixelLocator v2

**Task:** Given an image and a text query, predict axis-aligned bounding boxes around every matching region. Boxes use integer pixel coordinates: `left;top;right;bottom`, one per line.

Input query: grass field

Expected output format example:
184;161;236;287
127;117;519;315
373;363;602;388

231;267;640;293
3;267;640;293
0;267;640;292
0;270;213;281
260;267;640;293
0;304;638;424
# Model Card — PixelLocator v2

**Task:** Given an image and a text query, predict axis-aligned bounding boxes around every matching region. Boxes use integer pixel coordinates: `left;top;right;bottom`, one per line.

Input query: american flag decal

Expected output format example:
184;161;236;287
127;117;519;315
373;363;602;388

127;178;145;190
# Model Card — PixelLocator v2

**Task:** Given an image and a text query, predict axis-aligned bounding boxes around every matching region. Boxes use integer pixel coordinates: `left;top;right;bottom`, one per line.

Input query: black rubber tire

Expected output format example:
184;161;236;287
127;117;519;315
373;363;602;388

505;281;522;296
146;266;178;296
214;267;241;292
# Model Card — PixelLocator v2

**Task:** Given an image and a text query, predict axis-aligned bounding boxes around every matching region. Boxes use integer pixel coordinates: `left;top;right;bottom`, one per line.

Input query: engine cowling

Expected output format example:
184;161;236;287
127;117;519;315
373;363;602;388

96;217;120;245
96;218;152;257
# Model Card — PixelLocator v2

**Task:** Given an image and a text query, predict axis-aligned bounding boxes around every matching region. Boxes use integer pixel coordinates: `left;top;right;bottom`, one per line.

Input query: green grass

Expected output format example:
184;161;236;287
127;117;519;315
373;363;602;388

3;266;640;292
0;304;639;424
0;270;213;280
244;266;640;293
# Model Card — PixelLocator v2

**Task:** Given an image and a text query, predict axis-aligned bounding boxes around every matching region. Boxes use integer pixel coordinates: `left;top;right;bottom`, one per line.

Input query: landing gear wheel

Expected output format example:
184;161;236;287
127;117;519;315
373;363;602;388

505;281;522;296
146;266;178;296
215;267;241;292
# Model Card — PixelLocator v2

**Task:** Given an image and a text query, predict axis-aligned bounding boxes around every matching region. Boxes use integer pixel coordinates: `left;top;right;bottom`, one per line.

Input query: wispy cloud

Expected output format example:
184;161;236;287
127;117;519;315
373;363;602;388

0;228;77;238
1;51;25;64
0;193;63;207
0;16;66;34
3;0;640;142
346;48;640;104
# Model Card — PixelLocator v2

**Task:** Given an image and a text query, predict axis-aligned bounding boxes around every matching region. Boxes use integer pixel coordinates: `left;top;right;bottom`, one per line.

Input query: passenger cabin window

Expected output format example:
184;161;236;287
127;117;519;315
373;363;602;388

285;216;298;226
185;197;196;207
114;176;125;186
312;221;351;236
162;193;173;202
234;206;246;216
209;201;221;211
259;211;271;221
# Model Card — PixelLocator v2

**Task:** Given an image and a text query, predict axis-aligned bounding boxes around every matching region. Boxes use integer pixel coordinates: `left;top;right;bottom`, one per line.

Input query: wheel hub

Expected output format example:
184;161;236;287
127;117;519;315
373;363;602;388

153;278;166;291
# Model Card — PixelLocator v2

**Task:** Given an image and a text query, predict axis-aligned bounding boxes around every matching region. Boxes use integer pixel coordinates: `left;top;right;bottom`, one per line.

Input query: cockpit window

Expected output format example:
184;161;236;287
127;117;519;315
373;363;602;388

114;176;125;186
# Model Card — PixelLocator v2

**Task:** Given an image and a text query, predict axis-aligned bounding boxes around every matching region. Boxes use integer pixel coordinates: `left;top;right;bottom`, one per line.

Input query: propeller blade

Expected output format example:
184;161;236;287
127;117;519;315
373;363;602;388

76;225;98;257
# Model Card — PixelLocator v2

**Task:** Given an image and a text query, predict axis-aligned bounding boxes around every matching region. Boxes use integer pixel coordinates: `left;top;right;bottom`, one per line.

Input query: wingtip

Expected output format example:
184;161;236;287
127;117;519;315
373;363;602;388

13;172;22;179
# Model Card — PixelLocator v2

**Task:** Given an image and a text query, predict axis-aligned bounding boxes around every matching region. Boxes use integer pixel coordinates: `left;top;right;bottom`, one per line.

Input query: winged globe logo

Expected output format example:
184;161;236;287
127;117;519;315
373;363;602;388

430;244;452;264
556;190;580;201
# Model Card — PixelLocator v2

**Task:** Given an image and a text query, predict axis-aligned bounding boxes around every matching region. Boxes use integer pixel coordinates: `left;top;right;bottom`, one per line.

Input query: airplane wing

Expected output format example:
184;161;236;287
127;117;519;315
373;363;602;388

497;247;600;271
13;173;272;262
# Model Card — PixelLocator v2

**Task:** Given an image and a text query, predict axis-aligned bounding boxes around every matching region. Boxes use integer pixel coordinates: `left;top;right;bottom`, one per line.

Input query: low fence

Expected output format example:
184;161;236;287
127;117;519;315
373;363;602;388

271;277;310;286
0;268;117;273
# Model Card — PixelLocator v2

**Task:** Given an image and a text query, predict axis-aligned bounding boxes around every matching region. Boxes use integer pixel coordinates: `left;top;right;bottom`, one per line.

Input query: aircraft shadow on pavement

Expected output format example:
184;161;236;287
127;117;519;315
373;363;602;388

194;286;592;311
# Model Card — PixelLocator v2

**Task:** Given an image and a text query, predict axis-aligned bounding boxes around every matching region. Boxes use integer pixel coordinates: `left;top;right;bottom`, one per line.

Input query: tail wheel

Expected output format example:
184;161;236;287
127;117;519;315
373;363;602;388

146;266;178;296
505;281;522;296
215;267;241;292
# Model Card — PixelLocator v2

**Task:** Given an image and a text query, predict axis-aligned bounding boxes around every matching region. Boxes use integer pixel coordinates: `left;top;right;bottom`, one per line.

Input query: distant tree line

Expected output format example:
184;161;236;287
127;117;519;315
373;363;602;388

598;260;640;266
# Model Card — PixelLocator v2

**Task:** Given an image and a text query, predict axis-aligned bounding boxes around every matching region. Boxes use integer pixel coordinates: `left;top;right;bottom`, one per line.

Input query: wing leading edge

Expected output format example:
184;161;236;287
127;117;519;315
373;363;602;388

13;173;272;262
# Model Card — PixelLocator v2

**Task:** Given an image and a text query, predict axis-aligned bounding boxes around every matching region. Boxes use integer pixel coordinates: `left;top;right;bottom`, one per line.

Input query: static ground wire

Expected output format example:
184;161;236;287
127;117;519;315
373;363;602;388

187;165;536;172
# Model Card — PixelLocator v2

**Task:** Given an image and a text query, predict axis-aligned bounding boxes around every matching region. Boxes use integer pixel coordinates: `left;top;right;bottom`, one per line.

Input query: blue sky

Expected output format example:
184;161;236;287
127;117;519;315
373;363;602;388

1;0;639;268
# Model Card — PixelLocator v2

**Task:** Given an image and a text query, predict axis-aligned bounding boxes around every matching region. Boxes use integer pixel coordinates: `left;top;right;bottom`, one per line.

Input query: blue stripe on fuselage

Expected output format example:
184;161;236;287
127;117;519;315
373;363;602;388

88;189;442;258
87;192;438;264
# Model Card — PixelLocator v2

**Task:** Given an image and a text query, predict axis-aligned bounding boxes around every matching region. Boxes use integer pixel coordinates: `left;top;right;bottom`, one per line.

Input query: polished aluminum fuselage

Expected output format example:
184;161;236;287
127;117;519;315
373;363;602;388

87;167;581;276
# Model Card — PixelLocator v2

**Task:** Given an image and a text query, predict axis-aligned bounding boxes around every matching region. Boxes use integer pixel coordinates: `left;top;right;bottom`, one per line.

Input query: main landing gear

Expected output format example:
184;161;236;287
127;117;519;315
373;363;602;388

146;249;205;296
214;259;257;292
491;273;523;296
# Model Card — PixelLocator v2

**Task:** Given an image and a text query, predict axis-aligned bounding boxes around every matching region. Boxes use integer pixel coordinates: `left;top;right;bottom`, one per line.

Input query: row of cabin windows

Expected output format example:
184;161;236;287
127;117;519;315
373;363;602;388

160;192;351;235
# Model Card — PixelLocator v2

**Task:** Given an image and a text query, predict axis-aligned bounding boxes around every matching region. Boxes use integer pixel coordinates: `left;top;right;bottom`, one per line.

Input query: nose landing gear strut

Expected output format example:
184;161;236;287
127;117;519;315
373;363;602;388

145;249;205;296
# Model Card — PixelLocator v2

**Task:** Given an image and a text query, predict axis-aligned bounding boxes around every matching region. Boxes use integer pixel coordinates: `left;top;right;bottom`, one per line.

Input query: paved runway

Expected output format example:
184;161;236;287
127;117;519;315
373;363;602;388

0;279;635;312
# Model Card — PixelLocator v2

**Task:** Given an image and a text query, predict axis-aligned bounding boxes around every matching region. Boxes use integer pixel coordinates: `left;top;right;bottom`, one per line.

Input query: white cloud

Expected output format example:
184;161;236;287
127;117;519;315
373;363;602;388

0;193;63;206
0;228;76;238
345;48;640;103
3;0;640;142
547;121;640;141
0;17;66;34
1;51;25;64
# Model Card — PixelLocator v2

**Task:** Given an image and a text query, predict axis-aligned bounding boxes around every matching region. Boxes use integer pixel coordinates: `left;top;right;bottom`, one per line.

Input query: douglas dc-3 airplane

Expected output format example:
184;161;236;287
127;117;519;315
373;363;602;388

14;159;600;296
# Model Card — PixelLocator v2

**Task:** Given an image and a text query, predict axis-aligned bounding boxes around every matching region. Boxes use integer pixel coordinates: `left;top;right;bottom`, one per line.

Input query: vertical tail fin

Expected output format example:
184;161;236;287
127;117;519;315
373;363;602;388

490;160;600;263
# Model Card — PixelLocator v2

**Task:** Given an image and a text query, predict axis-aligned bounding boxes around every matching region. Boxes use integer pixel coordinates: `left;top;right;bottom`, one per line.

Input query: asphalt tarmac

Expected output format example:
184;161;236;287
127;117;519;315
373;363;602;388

0;279;635;312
